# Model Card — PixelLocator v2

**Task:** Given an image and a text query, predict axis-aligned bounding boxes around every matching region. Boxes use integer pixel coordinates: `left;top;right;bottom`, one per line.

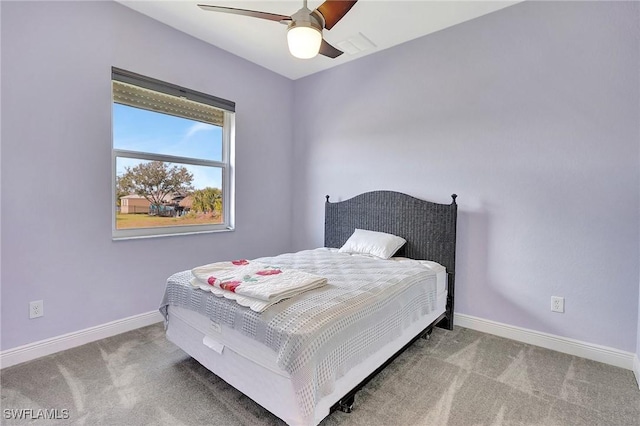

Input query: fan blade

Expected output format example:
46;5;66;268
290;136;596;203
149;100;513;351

198;4;292;23
316;0;358;30
319;39;343;58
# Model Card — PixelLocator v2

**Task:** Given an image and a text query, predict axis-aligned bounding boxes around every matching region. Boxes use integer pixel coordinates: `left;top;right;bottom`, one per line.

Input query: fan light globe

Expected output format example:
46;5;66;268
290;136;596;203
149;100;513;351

287;25;322;59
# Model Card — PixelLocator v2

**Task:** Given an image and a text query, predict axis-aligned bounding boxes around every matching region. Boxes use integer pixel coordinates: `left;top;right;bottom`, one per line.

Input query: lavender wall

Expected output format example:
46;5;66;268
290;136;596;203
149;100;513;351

0;1;293;350
2;1;639;357
291;1;640;351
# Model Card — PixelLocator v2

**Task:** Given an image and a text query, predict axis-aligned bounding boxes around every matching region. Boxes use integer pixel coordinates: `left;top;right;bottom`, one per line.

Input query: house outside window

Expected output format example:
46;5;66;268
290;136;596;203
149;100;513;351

112;68;235;239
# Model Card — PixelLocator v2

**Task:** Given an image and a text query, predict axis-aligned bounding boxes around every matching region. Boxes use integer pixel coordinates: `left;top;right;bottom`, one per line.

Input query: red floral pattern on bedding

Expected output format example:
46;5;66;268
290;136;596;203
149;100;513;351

220;281;241;292
202;265;284;294
256;268;283;276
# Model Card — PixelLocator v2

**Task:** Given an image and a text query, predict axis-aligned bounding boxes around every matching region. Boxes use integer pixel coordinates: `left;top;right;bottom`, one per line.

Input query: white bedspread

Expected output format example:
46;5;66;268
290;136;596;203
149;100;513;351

160;248;440;424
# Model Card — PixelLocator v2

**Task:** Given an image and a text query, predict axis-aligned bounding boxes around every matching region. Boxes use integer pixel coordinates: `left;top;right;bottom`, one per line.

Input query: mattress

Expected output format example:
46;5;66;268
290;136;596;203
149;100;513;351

168;305;286;377
161;248;447;425
166;293;447;425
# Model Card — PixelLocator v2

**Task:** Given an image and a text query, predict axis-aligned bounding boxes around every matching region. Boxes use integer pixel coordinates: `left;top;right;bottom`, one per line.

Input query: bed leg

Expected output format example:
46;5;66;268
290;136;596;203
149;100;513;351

337;395;355;413
421;329;432;340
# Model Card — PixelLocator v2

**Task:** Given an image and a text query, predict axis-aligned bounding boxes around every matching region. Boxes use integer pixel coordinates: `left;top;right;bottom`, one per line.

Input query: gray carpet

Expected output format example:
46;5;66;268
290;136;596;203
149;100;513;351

1;324;639;425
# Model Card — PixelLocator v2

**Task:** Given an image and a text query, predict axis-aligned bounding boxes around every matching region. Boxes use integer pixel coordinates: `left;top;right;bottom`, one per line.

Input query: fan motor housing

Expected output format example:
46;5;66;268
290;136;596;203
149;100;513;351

288;8;324;32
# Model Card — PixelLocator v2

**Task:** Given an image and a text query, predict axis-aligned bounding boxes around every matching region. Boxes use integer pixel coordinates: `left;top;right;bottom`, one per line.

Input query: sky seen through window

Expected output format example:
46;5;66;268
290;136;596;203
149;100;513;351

113;103;223;190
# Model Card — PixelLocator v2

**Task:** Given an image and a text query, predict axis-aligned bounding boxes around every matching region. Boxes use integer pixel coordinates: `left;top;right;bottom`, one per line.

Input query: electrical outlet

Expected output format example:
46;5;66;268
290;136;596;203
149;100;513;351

551;296;564;313
29;300;44;319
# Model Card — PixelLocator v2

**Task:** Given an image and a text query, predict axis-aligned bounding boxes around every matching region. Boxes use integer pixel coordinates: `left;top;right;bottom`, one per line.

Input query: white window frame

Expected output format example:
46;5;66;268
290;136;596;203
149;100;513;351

111;68;235;240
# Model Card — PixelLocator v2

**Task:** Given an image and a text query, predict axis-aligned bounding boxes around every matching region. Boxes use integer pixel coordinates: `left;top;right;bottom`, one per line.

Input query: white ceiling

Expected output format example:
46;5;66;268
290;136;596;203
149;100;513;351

116;0;520;80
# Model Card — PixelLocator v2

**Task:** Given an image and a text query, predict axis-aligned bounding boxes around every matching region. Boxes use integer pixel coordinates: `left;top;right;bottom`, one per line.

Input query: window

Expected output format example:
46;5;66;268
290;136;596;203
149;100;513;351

112;68;235;239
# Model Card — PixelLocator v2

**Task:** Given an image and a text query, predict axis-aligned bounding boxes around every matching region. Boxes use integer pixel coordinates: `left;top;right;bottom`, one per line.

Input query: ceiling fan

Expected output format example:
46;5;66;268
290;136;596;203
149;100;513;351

198;0;358;59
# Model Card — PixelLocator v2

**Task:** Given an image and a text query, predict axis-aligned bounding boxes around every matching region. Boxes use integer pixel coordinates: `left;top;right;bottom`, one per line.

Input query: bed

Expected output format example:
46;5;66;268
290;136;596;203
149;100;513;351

160;190;458;425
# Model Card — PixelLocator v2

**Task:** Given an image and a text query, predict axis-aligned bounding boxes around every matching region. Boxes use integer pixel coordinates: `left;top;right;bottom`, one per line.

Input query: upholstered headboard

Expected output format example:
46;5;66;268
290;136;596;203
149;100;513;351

324;191;457;274
324;190;458;331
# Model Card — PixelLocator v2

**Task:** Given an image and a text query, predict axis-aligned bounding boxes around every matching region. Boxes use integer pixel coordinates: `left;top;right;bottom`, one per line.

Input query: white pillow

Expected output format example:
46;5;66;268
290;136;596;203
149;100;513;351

339;229;406;259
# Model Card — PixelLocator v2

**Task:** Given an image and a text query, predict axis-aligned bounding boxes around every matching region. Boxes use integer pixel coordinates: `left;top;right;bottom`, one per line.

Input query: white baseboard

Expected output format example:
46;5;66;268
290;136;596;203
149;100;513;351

454;313;635;370
0;311;164;369
1;310;635;375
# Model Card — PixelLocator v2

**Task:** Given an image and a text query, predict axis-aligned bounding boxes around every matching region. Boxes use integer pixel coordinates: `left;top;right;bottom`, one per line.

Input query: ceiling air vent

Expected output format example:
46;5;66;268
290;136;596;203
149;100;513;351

335;32;377;56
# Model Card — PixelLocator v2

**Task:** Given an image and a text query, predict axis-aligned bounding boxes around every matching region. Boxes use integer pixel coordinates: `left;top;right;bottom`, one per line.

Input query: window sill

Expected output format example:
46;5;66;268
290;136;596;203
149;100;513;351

112;226;234;241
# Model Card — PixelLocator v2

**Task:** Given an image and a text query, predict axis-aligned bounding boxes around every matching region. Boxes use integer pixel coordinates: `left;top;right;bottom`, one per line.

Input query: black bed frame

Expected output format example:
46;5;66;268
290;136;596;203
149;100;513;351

324;190;458;414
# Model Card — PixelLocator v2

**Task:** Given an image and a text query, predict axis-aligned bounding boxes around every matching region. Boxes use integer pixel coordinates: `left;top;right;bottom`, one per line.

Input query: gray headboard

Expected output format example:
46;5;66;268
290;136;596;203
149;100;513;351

324;191;458;274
